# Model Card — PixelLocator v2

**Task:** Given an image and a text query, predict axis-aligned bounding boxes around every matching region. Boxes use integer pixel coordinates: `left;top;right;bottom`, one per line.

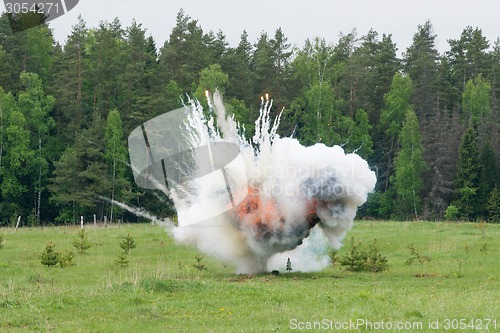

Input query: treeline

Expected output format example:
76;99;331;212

0;10;499;226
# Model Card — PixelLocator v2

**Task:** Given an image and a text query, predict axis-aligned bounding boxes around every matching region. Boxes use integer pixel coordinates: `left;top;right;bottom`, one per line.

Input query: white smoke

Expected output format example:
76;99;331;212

165;91;376;274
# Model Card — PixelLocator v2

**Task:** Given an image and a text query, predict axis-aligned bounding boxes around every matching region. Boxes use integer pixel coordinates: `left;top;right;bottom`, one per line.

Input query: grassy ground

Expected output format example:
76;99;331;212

0;221;498;332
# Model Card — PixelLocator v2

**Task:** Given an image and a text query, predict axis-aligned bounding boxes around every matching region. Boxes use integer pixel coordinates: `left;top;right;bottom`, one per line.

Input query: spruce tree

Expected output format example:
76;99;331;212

486;187;500;222
49;116;110;221
223;31;253;103
477;143;499;217
454;126;481;220
251;32;275;101
404;20;439;121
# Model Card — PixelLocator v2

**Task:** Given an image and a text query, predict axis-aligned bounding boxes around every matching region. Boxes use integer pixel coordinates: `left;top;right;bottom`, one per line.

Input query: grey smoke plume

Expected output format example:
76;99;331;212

128;91;376;274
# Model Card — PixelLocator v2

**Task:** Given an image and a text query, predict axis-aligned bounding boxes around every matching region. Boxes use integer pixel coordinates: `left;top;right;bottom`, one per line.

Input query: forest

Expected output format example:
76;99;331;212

0;9;499;226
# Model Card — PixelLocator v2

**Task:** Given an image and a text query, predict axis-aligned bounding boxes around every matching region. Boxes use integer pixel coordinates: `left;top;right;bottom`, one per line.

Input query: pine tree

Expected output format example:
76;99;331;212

392;110;427;219
205;30;228;65
120;20;158;132
269;28;294;108
448;27;490;94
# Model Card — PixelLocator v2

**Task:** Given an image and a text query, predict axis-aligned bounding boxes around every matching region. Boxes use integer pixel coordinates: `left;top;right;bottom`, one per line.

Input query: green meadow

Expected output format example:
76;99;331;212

0;221;498;332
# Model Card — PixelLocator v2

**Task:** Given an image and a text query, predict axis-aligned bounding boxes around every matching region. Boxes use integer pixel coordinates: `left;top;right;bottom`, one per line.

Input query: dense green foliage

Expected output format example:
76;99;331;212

0;10;499;225
0;222;498;331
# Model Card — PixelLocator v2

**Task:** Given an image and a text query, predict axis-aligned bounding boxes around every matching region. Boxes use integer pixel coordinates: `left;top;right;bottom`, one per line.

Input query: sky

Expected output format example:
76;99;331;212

3;0;500;54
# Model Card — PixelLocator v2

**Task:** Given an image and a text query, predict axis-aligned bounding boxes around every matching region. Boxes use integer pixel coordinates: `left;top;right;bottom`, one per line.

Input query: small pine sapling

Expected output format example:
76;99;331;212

40;242;60;267
367;239;389;272
193;255;207;272
120;234;137;254
406;244;431;276
59;251;75;268
286;257;292;273
73;229;92;253
339;237;368;272
115;252;129;267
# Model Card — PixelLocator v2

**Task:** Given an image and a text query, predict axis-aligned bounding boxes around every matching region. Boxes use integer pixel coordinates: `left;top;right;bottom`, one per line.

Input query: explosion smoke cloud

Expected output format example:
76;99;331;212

128;91;376;274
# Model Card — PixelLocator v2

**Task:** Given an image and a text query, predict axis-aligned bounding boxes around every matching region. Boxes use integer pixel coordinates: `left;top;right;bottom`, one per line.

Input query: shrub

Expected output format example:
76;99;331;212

444;205;460;221
55;209;74;224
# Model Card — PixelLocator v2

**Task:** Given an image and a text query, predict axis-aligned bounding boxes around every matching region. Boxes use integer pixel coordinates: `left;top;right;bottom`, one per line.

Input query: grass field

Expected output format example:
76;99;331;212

0;221;499;332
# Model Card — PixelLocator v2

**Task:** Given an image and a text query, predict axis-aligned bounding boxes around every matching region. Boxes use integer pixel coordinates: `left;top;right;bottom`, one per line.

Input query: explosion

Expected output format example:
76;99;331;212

128;91;376;274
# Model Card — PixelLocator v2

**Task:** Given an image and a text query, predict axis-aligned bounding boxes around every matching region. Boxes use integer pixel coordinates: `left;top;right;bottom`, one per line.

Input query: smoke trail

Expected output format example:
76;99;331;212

128;92;376;274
